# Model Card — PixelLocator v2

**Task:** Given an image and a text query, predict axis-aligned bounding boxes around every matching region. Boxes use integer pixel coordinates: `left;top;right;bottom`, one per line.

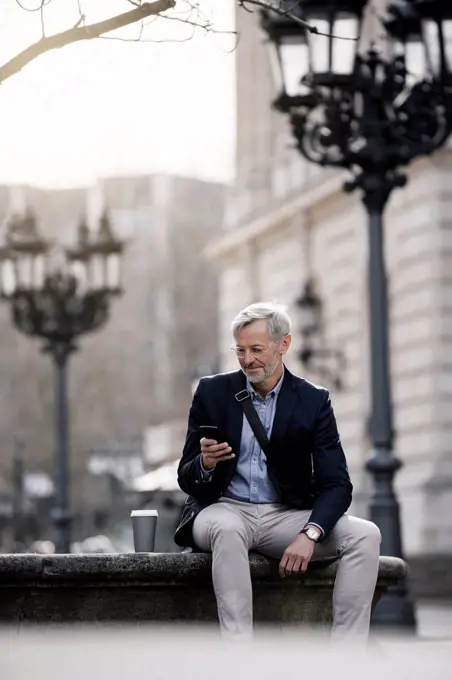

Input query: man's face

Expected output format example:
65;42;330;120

234;320;291;384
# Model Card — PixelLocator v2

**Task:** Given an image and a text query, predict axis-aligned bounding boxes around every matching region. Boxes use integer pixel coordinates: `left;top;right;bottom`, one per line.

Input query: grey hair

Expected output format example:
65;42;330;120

231;301;291;341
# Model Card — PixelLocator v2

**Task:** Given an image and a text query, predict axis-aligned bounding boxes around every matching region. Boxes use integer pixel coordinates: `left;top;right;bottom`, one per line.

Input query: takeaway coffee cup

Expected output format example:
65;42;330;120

131;509;158;552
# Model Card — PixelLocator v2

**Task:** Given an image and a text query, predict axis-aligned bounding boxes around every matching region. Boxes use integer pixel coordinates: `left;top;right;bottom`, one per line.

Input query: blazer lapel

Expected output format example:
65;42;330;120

270;367;297;445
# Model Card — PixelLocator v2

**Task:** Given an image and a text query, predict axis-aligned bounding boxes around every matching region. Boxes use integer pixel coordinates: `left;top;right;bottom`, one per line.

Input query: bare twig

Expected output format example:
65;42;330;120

239;0;359;40
72;14;85;30
0;0;176;85
102;1;236;44
15;0;51;11
74;0;85;29
156;13;211;30
40;0;45;38
101;29;197;44
239;0;312;31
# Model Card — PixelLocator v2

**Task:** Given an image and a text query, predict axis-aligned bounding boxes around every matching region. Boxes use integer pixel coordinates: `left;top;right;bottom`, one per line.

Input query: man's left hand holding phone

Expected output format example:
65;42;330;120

199;425;235;474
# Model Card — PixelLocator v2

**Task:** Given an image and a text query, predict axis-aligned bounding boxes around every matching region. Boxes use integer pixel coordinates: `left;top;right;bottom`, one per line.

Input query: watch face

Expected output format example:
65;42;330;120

307;528;320;541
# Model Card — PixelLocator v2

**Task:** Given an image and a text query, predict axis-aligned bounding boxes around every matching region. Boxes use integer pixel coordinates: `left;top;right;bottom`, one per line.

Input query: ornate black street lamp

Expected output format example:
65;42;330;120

296;279;345;390
0;209;124;553
261;0;452;630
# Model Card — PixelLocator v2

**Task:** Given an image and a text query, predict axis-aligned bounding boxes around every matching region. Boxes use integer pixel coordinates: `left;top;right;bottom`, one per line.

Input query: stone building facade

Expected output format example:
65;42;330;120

205;2;452;558
0;175;224;543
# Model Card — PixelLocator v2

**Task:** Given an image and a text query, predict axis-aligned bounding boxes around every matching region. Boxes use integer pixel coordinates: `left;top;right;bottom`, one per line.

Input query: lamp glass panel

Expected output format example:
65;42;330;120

90;254;105;290
16;255;33;289
422;19;440;76
267;41;284;93
1;259;16;297
33;254;46;290
70;259;88;294
309;19;330;74
405;38;427;84
300;304;320;335
422;19;452;78
444;20;452;75
280;36;309;95
332;14;359;75
106;253;121;290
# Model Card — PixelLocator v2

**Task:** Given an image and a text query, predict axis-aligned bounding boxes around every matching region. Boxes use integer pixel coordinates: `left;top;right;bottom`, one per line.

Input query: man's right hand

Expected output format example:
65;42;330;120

200;438;235;470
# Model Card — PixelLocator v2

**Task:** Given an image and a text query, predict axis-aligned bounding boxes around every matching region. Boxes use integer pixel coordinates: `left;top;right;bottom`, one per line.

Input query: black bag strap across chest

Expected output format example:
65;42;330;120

229;373;271;457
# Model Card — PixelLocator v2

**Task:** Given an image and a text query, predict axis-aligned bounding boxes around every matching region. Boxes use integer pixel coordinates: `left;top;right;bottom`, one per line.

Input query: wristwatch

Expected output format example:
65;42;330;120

301;525;322;542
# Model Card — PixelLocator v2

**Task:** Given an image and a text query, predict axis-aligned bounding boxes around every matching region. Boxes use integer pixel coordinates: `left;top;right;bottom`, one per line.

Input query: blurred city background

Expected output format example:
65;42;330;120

0;0;451;640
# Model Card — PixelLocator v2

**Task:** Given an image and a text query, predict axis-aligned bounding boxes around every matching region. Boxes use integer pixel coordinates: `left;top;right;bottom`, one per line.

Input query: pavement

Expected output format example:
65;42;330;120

415;600;452;640
0;600;451;679
1;625;451;680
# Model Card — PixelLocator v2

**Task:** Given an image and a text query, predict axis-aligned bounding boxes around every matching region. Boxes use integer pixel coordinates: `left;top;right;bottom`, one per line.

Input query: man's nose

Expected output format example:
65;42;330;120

241;349;255;362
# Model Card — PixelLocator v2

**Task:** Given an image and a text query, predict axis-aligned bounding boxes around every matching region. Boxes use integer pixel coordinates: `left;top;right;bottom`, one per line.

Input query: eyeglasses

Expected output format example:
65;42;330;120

230;343;274;359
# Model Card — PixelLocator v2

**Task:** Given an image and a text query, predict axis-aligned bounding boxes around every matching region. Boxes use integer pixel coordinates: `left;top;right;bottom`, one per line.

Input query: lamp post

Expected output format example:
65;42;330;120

261;0;452;630
0;209;124;553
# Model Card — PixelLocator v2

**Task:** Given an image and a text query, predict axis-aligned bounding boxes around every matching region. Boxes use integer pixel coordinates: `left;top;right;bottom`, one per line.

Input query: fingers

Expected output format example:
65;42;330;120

202;453;235;471
293;556;303;574
284;556;297;577
204;451;235;463
279;553;308;577
279;553;296;578
300;557;309;573
214;453;235;462
201;439;235;470
200;439;233;457
279;554;288;578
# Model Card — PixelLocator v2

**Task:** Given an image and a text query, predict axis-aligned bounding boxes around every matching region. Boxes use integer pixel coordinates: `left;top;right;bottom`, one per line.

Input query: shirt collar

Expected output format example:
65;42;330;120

247;365;285;399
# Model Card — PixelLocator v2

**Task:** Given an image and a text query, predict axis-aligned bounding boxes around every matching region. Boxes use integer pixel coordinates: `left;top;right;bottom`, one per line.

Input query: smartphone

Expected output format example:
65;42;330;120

199;425;224;443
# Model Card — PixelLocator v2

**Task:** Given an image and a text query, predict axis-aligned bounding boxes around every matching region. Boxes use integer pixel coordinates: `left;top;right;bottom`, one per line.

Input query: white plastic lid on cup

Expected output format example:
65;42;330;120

130;509;159;517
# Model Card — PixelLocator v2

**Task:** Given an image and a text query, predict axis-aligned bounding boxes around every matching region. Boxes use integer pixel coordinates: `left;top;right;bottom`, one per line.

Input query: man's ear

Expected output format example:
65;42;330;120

280;334;292;355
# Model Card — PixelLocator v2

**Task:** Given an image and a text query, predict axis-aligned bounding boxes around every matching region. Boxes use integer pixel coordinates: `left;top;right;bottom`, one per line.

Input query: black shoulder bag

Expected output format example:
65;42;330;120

229;373;271;457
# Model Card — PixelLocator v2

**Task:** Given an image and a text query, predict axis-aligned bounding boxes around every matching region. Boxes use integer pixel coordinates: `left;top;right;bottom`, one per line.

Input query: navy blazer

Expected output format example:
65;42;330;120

174;366;353;548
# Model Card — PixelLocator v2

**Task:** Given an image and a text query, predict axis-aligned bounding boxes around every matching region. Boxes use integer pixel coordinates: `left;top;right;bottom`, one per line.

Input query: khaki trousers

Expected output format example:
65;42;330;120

193;497;381;640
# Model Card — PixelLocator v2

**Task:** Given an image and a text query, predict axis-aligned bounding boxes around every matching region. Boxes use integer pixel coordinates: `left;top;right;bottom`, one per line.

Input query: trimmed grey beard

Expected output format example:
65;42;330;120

242;358;281;385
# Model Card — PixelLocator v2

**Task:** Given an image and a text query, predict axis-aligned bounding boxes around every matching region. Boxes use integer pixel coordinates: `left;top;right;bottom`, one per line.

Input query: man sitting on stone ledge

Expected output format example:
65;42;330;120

175;301;381;641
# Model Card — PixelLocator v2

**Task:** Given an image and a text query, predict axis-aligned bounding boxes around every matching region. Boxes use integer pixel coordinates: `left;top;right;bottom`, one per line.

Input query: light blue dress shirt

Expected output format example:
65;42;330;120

222;371;283;503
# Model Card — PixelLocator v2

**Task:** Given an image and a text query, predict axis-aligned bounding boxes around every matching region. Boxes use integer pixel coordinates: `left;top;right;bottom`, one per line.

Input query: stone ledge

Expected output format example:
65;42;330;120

0;554;407;625
0;553;406;585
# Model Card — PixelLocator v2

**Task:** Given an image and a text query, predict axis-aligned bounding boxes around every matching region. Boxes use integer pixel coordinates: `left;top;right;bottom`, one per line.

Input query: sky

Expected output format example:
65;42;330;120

0;0;236;188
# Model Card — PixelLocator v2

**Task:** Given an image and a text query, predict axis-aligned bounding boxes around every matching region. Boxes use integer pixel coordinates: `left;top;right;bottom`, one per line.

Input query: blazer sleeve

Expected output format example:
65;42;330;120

177;379;216;499
307;390;353;537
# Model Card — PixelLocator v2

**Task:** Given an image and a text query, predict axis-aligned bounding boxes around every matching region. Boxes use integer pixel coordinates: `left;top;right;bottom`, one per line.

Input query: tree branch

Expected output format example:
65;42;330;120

0;0;176;85
238;0;312;31
239;0;360;39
